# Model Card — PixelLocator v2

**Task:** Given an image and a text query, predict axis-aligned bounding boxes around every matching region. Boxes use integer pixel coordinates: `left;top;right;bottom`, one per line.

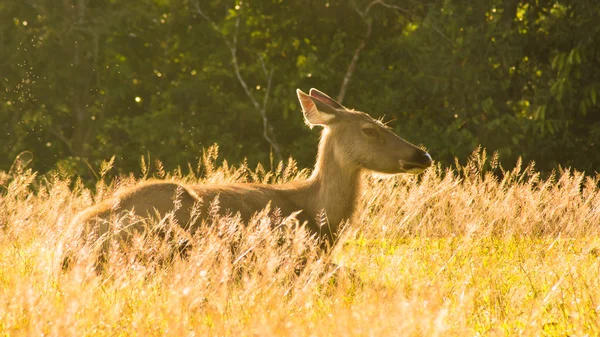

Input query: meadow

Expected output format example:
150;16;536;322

1;147;599;336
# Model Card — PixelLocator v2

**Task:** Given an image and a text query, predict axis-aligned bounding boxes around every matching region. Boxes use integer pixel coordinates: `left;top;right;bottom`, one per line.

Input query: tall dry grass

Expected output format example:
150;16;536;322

1;147;599;336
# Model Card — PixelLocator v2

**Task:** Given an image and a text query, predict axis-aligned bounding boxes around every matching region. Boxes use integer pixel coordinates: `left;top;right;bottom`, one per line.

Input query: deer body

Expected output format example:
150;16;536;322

68;88;432;268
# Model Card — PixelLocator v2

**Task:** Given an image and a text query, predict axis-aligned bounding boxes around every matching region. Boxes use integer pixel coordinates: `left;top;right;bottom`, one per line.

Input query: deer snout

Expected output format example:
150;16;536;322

421;152;433;167
399;151;433;174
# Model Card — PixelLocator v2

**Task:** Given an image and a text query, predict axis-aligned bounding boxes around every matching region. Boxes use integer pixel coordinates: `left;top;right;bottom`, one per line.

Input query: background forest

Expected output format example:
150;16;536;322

1;0;599;179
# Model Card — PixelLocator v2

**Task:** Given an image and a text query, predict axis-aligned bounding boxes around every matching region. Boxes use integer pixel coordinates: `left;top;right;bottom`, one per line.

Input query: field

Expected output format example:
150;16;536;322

1;148;599;336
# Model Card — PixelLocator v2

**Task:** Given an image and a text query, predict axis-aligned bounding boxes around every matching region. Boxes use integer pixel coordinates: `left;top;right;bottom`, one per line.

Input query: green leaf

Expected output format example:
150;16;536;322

580;100;587;116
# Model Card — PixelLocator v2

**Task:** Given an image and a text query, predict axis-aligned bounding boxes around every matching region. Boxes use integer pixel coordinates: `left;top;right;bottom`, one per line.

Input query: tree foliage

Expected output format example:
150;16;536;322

1;0;599;179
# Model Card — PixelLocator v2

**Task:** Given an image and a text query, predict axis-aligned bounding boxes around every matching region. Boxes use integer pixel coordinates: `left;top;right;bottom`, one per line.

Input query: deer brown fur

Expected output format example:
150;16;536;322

66;88;432;269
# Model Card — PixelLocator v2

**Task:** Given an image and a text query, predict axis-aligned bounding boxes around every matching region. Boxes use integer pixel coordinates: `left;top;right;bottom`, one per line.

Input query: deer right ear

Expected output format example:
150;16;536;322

297;89;337;128
309;88;345;109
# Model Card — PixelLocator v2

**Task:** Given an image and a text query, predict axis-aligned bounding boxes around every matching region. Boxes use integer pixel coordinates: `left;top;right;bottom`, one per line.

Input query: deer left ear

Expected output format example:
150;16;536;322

297;89;337;128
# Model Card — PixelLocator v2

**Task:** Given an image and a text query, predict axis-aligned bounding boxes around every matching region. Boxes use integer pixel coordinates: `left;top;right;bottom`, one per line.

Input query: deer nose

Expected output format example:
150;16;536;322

401;151;432;173
421;152;433;167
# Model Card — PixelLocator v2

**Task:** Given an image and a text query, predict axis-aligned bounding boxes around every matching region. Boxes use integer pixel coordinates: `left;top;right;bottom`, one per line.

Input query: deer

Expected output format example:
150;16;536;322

64;88;432;271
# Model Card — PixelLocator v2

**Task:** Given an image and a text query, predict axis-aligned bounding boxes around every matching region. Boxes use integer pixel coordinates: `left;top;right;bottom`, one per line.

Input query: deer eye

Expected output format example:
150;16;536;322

361;127;378;137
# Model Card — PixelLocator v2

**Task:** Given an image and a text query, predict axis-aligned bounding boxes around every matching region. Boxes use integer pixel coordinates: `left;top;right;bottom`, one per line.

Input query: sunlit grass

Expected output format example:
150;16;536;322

0;147;599;336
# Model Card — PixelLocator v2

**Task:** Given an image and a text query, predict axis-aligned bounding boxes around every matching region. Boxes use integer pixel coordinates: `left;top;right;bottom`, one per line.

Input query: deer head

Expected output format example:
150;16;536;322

297;88;432;174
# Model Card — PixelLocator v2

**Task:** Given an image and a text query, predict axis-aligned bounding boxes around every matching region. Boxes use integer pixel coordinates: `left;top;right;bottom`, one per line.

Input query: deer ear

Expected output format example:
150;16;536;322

297;89;337;128
309;88;345;109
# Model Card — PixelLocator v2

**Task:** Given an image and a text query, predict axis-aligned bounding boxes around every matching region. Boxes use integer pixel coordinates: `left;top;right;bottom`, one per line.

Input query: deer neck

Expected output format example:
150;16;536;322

307;128;362;233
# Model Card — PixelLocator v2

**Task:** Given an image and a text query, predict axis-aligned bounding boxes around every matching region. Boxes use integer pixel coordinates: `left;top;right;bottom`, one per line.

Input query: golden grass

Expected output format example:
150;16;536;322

1;147;599;336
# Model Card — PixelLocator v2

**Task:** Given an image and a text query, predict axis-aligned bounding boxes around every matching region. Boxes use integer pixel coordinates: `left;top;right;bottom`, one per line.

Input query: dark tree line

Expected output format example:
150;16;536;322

1;0;599;180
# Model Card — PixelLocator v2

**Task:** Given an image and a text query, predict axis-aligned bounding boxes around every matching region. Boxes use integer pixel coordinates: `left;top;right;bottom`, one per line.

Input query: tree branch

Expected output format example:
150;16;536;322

337;0;412;104
50;128;74;154
337;0;375;104
257;55;281;160
375;0;411;17
192;1;282;160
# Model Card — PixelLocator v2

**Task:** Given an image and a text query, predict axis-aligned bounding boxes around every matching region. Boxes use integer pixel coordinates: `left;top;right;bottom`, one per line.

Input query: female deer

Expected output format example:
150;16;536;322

66;88;432;268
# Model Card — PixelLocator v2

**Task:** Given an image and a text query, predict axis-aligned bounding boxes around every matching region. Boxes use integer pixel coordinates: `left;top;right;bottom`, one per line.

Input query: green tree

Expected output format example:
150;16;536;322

1;0;599;179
